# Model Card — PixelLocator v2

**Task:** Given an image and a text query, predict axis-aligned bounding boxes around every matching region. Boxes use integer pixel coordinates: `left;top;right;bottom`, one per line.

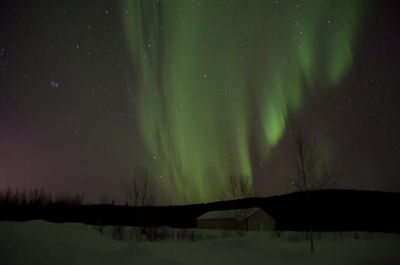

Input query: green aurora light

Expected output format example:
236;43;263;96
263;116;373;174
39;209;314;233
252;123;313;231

121;0;363;203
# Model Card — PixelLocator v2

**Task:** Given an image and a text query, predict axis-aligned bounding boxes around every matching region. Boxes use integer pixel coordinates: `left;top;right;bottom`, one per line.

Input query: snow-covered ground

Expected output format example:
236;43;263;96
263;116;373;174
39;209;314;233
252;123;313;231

1;220;399;265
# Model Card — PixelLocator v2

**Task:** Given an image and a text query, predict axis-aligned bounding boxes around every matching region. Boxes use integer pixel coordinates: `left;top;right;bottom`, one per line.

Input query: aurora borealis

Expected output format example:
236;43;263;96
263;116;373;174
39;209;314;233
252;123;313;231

1;0;400;204
121;0;362;202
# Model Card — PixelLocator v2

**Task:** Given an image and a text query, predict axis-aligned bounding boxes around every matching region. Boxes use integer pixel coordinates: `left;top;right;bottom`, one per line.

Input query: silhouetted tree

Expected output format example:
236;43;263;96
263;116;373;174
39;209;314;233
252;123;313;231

124;167;155;206
227;174;253;232
122;167;156;238
54;193;84;207
287;129;338;253
27;188;52;207
227;174;253;200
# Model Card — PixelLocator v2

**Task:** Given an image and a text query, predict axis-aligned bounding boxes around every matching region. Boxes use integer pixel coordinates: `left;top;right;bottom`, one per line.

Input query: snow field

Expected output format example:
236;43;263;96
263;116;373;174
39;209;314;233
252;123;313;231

1;220;399;265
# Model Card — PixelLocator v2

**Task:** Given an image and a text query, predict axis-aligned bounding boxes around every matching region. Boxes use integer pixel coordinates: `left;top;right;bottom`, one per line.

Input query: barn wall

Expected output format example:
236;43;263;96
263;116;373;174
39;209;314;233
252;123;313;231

247;210;275;231
196;218;243;230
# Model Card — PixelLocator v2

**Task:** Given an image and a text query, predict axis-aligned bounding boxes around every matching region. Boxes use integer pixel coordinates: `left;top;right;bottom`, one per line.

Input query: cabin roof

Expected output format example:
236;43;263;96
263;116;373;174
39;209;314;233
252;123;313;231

197;207;264;220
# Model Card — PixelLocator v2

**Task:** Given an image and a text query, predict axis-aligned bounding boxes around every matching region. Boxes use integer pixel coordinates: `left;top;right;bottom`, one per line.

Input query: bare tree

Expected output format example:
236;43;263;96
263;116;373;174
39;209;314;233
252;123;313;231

287;129;338;253
124;167;155;207
121;167;156;239
317;162;339;189
226;174;254;233
227;174;253;200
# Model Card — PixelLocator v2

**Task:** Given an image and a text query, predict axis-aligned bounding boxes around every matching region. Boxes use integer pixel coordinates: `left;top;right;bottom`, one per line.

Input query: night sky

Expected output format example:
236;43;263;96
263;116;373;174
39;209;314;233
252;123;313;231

1;0;399;204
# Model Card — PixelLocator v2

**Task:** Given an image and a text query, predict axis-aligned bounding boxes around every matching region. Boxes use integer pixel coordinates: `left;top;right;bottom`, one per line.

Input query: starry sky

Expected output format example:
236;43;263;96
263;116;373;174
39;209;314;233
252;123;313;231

1;0;399;204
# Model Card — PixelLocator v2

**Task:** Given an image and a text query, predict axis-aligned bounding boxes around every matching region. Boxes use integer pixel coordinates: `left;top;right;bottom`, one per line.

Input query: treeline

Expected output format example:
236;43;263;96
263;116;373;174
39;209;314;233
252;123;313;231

0;188;84;223
0;188;84;207
1;189;400;233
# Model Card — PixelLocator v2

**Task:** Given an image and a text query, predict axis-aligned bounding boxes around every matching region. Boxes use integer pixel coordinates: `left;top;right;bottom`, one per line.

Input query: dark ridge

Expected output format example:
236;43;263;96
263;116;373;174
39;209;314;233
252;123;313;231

1;189;399;233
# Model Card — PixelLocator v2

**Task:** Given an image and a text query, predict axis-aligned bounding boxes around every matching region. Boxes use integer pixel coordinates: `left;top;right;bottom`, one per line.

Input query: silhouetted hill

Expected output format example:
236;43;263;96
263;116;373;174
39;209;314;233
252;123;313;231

1;189;399;233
